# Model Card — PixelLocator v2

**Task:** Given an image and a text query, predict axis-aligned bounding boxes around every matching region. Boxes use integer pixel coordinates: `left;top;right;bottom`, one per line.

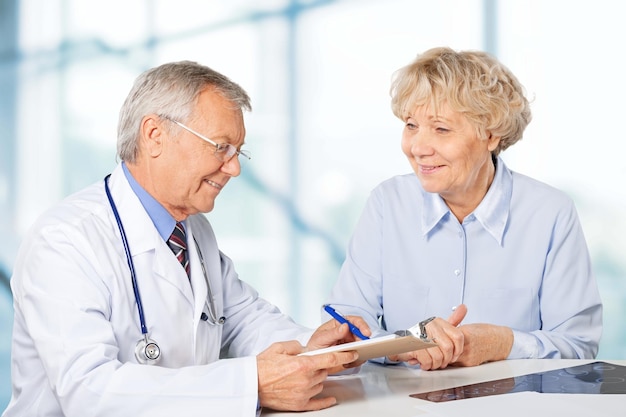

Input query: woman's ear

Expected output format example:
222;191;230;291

487;133;501;153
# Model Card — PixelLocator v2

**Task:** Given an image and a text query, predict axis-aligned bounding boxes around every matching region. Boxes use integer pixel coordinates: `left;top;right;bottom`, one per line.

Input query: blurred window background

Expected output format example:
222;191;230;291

1;0;625;408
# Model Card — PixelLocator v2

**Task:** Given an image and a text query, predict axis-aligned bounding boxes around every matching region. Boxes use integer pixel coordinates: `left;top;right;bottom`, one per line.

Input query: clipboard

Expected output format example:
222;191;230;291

299;333;437;362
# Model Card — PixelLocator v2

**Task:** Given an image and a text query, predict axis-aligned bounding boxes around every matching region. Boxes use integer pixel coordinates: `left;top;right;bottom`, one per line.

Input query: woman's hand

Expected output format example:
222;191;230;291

451;322;513;367
388;304;467;370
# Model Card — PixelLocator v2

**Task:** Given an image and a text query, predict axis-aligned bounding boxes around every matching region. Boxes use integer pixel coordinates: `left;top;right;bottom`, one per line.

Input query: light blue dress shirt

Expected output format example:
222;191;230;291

325;157;602;360
122;162;177;240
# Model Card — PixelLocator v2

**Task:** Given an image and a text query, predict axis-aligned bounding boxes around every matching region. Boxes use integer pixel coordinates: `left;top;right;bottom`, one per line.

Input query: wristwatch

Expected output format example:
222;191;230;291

396;316;437;340
418;316;436;340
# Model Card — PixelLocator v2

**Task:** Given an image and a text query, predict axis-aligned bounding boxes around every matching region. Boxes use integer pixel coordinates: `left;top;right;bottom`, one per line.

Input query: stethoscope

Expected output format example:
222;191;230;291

104;174;225;365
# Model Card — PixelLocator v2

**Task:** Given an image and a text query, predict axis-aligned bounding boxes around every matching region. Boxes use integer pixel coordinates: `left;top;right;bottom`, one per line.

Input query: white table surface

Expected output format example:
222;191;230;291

261;359;626;416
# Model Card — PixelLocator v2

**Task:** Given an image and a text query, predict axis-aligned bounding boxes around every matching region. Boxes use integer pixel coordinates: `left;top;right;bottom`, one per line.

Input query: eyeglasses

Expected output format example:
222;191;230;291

166;118;251;162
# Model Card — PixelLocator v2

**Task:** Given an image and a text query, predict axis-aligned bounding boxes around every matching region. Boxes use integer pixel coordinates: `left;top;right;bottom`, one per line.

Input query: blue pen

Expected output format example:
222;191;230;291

323;304;370;340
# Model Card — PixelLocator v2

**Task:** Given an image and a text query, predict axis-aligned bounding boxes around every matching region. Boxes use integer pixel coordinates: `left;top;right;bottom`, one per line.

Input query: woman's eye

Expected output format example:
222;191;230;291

406;122;417;130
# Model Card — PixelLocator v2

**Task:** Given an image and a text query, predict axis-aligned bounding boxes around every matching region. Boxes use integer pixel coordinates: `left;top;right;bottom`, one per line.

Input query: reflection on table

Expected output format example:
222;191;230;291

410;361;626;402
261;359;626;417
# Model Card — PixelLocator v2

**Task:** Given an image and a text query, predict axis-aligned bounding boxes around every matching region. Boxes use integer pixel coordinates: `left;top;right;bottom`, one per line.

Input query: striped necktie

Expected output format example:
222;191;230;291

167;221;190;277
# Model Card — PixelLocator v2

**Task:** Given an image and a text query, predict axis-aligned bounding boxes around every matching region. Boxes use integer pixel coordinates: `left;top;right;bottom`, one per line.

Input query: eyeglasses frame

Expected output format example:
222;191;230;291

163;116;251;162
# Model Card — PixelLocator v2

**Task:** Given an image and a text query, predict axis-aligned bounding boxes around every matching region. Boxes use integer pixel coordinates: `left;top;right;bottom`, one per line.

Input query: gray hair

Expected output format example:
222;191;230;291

390;47;531;155
117;61;252;162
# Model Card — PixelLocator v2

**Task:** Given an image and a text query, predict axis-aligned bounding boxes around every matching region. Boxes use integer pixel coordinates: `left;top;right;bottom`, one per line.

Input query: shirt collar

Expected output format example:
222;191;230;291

420;156;512;246
122;162;178;241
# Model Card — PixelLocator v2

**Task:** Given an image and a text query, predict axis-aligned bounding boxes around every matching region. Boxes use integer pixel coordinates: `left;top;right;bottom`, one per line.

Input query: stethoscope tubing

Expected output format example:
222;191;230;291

104;174;149;336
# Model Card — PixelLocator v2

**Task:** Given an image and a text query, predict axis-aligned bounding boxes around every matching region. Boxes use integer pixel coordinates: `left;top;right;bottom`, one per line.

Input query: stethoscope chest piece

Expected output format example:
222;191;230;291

135;336;161;364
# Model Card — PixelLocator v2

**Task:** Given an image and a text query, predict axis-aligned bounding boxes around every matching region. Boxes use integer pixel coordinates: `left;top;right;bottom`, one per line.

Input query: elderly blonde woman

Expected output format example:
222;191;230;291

325;47;602;370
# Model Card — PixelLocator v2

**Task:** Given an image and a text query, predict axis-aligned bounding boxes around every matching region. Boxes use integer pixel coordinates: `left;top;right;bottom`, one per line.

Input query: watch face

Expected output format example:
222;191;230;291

410;361;626;402
418;316;436;339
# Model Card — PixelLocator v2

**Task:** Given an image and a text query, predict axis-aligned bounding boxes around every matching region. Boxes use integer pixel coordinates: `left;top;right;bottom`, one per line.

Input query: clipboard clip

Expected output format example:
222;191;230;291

395;316;436;340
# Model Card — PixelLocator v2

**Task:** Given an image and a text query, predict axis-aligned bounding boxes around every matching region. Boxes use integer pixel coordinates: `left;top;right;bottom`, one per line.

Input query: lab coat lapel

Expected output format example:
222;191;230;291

107;165;194;305
187;217;224;326
186;228;208;330
152;242;195;305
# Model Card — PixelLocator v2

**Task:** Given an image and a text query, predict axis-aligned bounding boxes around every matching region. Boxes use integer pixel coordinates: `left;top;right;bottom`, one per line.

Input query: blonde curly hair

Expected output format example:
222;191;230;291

390;47;532;155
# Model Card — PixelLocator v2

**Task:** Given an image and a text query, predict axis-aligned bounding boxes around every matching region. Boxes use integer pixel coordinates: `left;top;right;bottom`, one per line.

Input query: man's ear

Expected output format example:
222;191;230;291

140;115;165;158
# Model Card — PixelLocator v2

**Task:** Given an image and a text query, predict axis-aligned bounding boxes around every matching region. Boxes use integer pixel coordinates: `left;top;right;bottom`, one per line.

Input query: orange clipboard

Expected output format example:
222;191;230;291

298;333;437;362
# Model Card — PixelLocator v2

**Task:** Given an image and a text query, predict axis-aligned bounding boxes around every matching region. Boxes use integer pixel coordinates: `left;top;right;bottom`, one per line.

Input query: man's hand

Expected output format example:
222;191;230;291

388;304;467;370
306;315;371;372
307;315;371;349
257;341;359;411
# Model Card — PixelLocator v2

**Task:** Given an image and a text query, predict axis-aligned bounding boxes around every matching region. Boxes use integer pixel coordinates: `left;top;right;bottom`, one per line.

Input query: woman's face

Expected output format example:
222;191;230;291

401;102;500;215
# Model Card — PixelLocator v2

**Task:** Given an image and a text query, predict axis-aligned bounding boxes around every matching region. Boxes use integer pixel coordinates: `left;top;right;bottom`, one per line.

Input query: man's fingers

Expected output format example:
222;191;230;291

311;350;359;370
321;316;371;339
302;396;338;411
344;316;372;338
269;340;305;356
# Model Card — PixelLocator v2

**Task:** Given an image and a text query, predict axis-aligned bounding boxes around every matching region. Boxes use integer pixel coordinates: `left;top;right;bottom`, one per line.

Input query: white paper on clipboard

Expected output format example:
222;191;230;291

298;334;437;362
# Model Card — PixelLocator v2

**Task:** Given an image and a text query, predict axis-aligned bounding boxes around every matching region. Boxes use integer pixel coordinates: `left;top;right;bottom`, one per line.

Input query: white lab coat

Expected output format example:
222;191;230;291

4;164;313;417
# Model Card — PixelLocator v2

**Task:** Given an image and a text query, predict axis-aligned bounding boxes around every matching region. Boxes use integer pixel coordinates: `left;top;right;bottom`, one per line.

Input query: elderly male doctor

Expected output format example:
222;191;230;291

3;61;370;416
